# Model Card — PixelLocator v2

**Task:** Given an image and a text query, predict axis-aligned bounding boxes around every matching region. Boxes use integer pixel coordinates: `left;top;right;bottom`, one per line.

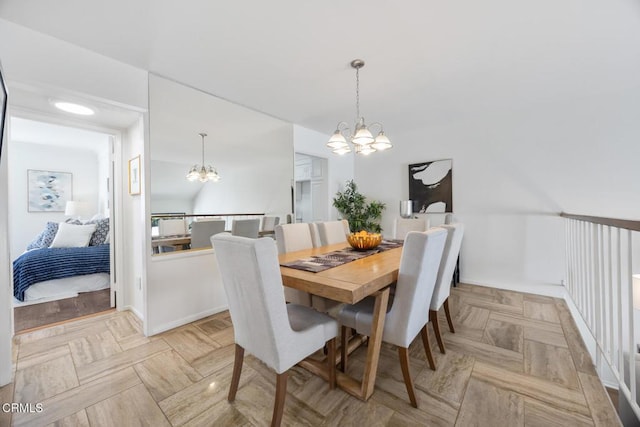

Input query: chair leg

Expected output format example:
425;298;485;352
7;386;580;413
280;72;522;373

420;325;437;370
272;371;288;427
430;309;446;354
228;344;244;402
327;338;336;390
444;298;455;333
340;325;348;372
398;347;418;408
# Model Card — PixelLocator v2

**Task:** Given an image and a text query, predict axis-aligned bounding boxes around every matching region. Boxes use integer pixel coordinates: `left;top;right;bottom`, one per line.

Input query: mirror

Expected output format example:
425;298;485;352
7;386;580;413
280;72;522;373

149;74;294;253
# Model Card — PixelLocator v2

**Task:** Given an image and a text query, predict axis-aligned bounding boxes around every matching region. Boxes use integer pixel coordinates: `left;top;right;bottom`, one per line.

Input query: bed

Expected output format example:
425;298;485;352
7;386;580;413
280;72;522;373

13;244;111;304
13;218;112;306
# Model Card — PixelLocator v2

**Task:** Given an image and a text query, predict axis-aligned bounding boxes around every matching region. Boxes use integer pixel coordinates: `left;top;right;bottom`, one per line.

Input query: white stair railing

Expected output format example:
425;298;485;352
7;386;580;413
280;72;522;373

563;213;640;420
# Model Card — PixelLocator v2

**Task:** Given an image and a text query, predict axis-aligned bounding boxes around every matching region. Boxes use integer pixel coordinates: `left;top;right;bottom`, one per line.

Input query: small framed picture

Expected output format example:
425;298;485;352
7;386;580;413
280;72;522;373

128;155;141;195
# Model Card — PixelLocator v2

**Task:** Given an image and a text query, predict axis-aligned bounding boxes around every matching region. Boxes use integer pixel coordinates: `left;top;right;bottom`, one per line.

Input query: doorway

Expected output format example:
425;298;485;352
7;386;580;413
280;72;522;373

9;116;116;332
294;153;329;223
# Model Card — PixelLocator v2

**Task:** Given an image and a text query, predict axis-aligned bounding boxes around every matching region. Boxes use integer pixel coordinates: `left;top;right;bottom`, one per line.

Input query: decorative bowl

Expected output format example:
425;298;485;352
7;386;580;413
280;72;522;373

347;232;382;250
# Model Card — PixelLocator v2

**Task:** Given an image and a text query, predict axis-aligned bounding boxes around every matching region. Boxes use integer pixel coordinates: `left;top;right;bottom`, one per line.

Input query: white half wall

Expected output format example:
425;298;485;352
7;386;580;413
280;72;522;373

145;251;227;335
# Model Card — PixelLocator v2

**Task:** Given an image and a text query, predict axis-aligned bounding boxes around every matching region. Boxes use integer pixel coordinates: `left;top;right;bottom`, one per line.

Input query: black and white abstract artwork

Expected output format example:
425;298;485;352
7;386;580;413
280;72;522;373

408;159;453;213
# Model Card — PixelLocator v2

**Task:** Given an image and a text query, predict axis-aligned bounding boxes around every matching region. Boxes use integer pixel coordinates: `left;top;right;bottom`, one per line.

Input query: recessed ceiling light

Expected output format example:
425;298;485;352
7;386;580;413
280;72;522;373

54;102;95;116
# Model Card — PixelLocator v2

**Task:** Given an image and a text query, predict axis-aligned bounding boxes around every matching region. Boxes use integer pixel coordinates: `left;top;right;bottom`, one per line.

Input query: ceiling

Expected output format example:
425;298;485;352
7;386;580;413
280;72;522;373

10;117;110;157
1;1;639;139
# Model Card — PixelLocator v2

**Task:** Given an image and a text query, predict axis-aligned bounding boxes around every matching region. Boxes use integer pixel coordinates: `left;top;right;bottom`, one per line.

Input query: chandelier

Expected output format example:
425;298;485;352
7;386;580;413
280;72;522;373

327;59;392;155
186;133;221;182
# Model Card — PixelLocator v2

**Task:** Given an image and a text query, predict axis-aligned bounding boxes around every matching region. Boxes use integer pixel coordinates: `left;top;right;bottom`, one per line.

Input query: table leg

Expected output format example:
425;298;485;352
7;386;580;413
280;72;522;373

360;287;390;399
296;287;390;401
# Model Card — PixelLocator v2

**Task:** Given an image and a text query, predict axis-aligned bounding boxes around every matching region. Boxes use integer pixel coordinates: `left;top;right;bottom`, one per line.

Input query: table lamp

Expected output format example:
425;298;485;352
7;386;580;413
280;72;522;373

65;201;89;220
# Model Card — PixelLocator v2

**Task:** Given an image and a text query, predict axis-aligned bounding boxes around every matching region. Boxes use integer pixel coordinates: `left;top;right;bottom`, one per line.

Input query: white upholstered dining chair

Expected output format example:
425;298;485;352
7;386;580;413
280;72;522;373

211;234;338;427
316;220;350;246
337;228;447;408
261;216;280;235
393;217;429;240
190;219;225;248
429;222;464;354
311;220;351;313
274;223;316;306
158;218;186;236
231;218;260;238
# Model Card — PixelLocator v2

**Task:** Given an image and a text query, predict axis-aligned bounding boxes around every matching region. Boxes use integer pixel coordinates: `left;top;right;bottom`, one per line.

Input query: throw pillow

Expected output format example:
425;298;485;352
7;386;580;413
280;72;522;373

49;223;97;248
38;222;60;248
85;218;110;246
26;229;46;251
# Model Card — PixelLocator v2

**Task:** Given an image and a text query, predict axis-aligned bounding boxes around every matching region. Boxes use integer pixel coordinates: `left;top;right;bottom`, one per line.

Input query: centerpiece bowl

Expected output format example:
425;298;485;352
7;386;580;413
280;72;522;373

347;231;382;251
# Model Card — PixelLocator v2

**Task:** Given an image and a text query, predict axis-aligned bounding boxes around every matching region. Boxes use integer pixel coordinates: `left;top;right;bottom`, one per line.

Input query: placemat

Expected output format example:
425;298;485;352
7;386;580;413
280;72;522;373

281;240;402;273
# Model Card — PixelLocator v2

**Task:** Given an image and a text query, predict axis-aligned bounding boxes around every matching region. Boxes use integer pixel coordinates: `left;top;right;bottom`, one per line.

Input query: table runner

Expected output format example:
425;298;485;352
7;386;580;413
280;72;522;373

281;240;403;273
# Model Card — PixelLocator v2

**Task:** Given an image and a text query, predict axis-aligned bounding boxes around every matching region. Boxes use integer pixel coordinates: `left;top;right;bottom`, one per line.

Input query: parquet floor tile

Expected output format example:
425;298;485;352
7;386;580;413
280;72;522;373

7;284;621;426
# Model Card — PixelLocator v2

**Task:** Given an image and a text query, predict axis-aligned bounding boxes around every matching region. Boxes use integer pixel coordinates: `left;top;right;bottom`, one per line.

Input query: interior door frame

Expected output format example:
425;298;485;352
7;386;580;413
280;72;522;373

8;107;125;311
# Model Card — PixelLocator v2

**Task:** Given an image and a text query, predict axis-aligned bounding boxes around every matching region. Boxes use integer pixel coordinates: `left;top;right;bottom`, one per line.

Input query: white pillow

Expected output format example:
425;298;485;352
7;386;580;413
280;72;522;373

50;222;97;248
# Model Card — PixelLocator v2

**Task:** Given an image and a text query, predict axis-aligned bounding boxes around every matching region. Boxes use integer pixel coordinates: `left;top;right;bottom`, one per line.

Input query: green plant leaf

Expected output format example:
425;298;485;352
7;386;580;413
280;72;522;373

332;180;386;233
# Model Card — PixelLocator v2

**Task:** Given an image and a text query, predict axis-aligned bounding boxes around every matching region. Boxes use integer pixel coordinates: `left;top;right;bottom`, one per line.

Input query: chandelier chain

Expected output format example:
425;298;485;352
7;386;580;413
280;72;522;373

355;66;360;121
201;134;205;164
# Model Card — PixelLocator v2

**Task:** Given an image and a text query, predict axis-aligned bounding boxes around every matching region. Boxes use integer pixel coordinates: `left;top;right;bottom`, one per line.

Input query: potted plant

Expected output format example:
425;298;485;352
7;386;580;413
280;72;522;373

333;180;386;233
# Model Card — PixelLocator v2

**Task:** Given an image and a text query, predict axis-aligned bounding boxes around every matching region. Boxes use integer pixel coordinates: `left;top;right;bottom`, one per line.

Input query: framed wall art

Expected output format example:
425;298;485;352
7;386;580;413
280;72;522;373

408;159;453;213
27;170;73;212
129;155;141;195
0;61;7;166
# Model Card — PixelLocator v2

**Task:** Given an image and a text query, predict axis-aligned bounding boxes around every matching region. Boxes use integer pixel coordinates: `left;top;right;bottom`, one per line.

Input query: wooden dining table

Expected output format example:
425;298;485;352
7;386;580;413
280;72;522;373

279;242;403;401
151;235;191;253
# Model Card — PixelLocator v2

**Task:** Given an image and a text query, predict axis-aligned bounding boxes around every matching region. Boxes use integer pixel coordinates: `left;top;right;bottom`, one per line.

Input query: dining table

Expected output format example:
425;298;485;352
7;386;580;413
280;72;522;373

278;241;403;401
151;234;191;253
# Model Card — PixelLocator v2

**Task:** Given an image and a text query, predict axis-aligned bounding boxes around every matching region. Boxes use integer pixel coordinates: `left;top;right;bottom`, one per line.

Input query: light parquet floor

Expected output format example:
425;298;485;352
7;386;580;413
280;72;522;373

1;284;621;426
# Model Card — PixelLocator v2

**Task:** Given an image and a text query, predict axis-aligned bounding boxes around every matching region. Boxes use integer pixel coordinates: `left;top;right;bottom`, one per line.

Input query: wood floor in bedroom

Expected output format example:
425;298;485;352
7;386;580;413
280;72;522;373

13;289;112;333
2;284;621;426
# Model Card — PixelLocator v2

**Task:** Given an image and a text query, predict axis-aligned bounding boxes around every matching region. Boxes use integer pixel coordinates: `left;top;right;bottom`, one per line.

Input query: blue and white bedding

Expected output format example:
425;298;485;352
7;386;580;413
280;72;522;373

13;244;110;302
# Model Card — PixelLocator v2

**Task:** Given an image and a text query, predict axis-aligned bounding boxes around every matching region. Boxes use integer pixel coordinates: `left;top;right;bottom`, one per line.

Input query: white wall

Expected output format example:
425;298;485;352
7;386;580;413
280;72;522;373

192;127;293;216
97;143;110;216
145;75;295;335
0;110;12;386
0;18;148;385
151;199;193;216
145;252;227;335
355;88;640;290
8;142;102;260
293;125;354;220
121;117;146;319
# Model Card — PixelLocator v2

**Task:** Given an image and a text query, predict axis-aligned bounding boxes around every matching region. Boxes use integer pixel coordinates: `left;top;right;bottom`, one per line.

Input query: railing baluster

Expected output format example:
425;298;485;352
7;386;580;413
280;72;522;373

607;226;614;363
627;230;635;404
617;227;624;390
594;223;601;369
562;214;640;421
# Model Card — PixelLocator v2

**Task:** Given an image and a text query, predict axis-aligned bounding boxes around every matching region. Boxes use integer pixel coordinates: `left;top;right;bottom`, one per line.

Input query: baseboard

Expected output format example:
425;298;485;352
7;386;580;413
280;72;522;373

121;305;144;322
147;304;228;336
460;277;565;298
